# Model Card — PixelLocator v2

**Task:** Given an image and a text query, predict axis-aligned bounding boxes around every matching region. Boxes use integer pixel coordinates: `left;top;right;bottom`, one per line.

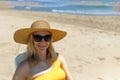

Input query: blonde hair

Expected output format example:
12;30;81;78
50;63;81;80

27;34;57;62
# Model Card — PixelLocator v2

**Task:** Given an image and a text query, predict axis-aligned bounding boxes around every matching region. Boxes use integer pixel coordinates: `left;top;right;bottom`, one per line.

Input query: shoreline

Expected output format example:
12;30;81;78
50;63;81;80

1;0;120;16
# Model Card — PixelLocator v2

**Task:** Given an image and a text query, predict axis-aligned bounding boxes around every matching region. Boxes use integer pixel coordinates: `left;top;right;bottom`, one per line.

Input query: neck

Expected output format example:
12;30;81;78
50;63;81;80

36;50;47;61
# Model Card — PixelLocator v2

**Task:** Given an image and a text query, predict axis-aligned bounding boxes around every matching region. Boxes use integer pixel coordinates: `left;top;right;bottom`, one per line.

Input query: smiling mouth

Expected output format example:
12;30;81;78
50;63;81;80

38;45;46;49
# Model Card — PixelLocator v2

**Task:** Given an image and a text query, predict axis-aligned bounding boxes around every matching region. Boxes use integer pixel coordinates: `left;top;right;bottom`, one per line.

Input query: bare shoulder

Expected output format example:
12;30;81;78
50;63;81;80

58;53;66;64
12;60;30;80
17;60;30;70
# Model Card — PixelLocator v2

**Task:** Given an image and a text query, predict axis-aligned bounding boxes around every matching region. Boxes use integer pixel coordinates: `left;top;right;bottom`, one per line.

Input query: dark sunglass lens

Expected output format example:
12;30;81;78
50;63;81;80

33;35;42;42
44;35;51;42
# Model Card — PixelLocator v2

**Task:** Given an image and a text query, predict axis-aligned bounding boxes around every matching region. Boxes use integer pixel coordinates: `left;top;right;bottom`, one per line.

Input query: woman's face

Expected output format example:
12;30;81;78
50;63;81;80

32;31;51;53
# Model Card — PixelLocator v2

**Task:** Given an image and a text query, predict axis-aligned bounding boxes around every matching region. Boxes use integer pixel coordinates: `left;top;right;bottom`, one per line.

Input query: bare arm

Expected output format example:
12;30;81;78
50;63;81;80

12;61;30;80
59;54;74;80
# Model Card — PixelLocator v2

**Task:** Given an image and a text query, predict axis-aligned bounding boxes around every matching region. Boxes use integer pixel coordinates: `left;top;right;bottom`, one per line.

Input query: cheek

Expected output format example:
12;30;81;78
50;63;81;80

45;42;50;48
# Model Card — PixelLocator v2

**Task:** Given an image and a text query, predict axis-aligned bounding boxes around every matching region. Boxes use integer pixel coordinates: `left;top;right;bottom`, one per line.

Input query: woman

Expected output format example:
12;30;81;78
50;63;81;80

12;20;73;80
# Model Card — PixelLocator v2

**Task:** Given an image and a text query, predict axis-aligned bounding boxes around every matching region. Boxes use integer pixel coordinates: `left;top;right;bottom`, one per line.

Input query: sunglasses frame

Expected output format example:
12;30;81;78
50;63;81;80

32;34;51;42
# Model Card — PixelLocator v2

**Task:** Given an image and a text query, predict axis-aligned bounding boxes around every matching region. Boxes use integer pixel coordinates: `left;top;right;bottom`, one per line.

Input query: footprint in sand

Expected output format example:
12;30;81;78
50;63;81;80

96;77;104;80
97;57;106;61
113;56;120;60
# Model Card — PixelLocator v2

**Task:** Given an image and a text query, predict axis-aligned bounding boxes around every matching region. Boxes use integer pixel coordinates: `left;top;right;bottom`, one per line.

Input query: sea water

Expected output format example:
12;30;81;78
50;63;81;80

7;0;120;16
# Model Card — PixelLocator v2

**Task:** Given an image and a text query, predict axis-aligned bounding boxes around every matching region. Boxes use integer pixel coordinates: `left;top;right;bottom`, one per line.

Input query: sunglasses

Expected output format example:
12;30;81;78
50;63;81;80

32;34;51;42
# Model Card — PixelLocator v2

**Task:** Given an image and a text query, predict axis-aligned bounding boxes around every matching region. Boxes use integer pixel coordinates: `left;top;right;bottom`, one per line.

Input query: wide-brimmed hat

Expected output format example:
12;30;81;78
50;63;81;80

14;20;67;44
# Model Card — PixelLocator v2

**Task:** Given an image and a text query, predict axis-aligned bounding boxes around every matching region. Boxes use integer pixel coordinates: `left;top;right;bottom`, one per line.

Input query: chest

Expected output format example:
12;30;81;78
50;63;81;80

29;61;51;78
31;59;66;80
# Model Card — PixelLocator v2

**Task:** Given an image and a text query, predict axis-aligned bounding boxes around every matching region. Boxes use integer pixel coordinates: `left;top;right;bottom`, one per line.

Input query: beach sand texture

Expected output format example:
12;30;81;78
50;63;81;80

1;1;120;80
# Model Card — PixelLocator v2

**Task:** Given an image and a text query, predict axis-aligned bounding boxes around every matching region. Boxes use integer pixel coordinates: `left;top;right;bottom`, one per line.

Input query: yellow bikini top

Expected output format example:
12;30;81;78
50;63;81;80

32;57;66;80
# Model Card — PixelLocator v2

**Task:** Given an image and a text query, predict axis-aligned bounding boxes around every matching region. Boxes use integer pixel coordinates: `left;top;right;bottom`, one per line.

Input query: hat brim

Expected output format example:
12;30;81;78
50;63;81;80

14;28;67;44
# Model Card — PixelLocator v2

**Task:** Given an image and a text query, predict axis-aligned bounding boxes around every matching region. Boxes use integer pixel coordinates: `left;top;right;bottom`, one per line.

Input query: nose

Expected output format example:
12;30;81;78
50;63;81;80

40;38;46;42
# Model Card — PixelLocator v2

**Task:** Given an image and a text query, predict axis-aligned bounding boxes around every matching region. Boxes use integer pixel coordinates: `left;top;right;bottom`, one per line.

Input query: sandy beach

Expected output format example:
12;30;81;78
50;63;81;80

1;1;120;80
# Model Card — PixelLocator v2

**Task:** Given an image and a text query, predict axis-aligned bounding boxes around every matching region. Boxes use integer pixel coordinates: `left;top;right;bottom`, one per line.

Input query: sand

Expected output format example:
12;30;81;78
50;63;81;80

1;2;120;80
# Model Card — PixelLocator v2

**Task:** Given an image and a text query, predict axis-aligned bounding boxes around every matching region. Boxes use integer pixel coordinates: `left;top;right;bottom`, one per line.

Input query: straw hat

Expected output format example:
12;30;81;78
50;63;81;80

14;20;67;44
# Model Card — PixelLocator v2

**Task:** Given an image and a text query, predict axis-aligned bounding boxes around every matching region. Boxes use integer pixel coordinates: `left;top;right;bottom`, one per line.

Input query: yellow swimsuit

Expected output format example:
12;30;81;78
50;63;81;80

32;57;66;80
